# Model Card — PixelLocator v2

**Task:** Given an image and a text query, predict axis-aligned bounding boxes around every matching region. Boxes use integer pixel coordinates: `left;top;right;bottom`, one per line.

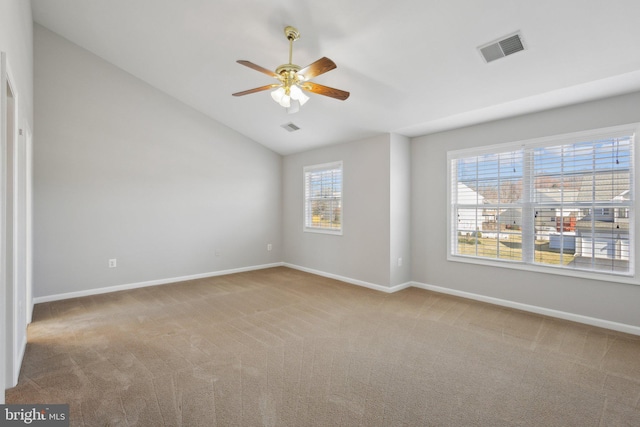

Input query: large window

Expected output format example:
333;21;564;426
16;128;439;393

448;124;636;278
304;161;343;234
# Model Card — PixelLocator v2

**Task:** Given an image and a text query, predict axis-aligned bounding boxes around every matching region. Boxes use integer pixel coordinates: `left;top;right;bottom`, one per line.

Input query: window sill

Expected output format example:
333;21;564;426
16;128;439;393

447;253;638;286
304;227;343;236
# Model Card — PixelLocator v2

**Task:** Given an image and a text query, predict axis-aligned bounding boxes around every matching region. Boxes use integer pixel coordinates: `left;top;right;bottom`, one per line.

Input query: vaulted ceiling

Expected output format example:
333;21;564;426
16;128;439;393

31;0;640;154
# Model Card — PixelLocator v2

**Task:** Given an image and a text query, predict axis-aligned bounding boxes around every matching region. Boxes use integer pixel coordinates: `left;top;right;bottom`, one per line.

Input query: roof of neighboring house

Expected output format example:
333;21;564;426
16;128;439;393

457;183;484;204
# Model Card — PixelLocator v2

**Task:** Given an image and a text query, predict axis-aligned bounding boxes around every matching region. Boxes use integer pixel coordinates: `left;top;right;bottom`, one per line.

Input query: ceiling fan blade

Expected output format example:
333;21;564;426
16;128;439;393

298;57;337;80
232;84;279;97
236;60;278;78
302;82;350;101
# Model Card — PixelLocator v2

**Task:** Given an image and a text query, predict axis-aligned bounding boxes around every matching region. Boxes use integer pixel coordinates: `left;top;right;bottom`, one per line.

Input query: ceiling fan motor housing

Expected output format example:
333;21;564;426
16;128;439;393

275;64;303;94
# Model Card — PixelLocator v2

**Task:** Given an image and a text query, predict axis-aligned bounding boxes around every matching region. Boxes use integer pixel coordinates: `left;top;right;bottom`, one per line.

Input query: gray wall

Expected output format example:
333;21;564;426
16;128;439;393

283;134;392;287
33;25;282;298
282;133;411;288
411;91;640;327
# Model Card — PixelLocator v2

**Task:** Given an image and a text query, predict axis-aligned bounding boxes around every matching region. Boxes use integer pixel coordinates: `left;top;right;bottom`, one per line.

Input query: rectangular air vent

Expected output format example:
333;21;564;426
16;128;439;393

479;32;525;63
281;122;300;132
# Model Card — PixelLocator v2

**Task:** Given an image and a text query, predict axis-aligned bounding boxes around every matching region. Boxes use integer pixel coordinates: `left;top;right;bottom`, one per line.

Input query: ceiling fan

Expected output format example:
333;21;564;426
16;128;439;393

232;26;350;114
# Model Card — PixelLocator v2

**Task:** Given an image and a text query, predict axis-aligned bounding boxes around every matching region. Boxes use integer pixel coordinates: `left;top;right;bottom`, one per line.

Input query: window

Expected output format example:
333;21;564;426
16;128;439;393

448;124;636;278
304;161;343;234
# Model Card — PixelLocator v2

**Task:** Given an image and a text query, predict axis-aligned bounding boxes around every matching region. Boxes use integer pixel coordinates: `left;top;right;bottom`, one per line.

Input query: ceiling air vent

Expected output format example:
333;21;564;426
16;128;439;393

281;122;300;132
479;32;525;63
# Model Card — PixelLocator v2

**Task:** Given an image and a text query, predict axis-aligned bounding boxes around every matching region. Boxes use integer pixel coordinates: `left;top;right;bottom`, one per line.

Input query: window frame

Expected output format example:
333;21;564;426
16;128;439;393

303;161;343;235
447;123;639;285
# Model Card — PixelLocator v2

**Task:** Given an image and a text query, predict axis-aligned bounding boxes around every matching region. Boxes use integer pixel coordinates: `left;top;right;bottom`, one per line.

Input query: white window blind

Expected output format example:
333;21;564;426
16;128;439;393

452;149;524;262
304;161;343;234
449;125;636;278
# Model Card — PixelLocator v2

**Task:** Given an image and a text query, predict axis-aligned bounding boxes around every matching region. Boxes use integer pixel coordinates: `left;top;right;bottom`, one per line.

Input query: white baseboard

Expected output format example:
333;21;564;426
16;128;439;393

281;264;640;336
283;263;412;293
411;281;640;336
13;335;27;388
7;335;27;389
31;262;640;336
33;262;284;304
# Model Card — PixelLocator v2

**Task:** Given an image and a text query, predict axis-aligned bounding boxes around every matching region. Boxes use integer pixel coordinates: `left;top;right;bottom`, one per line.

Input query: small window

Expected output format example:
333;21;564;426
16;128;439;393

448;124;636;280
304;161;343;234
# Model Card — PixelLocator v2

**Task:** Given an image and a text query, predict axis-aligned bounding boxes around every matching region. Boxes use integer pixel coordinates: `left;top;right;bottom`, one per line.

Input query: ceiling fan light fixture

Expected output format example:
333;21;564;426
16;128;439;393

289;85;309;106
287;99;300;114
271;87;292;108
279;94;291;108
271;87;285;103
272;84;307;111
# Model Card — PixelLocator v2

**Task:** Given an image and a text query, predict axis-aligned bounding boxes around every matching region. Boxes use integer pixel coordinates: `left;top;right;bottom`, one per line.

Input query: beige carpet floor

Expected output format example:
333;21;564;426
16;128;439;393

6;267;640;426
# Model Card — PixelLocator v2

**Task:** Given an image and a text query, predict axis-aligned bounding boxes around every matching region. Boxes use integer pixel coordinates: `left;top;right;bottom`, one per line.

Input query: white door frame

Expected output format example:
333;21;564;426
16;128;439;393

0;50;6;405
25;126;33;325
1;51;29;393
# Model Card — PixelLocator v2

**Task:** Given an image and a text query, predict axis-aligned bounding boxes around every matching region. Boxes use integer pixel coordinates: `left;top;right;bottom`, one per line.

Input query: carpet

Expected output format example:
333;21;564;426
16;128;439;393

6;267;640;426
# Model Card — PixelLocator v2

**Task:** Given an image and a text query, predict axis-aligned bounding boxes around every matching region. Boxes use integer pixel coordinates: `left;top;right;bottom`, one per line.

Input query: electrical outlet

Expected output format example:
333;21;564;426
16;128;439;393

267;243;273;251
109;259;117;268
397;257;403;267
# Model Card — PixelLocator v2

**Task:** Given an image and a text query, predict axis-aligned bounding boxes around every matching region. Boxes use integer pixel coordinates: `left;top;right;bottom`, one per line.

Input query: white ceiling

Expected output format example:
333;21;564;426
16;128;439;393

31;0;640;155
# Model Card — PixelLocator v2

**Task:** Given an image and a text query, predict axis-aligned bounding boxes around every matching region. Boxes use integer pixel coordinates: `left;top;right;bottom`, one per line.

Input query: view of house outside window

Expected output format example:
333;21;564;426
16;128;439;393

304;161;343;234
449;125;635;277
